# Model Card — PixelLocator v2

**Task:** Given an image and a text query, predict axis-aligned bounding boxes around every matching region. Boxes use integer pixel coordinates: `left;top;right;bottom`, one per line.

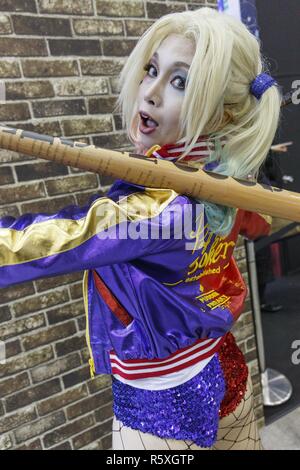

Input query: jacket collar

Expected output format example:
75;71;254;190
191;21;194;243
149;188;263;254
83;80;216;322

143;134;226;166
108;135;224;195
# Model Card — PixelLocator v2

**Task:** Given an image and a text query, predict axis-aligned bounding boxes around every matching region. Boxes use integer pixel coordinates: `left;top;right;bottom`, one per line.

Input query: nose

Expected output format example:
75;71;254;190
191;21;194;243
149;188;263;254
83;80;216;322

144;80;162;107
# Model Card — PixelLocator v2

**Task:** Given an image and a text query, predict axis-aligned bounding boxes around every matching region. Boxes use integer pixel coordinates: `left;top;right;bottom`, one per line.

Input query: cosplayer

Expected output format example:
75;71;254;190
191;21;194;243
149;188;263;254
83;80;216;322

0;8;281;450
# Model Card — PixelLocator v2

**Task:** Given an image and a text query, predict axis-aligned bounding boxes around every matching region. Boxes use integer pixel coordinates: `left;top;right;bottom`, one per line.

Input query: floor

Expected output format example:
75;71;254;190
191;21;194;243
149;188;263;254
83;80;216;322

256;257;300;449
260;406;300;450
261;273;300;424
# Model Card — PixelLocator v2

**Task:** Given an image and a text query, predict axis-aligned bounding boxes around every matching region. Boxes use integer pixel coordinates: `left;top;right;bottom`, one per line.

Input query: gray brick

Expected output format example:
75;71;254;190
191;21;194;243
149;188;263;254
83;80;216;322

14;410;66;444
0;0;37;12
12;15;72;36
0;38;47;56
49;39;101;56
96;0;144;17
38;0;93;15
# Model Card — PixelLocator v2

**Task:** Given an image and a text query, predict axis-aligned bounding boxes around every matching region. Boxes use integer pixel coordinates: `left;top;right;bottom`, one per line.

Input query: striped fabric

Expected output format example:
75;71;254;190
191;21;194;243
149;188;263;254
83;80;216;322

110;335;225;380
145;135;227;164
92;269;225;386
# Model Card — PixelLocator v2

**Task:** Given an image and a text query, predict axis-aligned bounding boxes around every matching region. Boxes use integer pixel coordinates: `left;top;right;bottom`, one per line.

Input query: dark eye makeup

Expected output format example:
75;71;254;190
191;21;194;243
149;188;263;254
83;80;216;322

143;62;186;91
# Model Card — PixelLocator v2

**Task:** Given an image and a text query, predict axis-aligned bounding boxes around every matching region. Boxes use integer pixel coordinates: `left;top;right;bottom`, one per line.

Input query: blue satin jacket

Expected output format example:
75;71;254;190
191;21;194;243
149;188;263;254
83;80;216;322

0;178;270;377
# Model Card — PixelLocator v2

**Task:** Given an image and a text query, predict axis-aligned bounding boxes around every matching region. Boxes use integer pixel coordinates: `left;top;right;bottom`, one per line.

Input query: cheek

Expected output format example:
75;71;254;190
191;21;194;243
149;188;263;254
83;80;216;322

136;83;147;107
165;106;182;130
167;95;183;120
136;86;142;100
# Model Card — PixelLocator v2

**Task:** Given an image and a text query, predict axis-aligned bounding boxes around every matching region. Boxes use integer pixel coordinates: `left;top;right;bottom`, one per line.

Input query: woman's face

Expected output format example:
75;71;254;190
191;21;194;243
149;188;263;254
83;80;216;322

135;33;195;153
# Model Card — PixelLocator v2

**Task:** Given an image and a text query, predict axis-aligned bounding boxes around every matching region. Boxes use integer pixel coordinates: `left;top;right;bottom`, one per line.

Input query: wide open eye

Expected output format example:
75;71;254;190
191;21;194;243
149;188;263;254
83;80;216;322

173;76;186;90
142;62;186;90
143;62;156;77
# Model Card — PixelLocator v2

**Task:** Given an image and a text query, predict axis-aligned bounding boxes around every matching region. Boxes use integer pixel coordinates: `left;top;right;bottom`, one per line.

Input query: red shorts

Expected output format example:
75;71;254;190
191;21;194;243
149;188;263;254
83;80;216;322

218;332;249;418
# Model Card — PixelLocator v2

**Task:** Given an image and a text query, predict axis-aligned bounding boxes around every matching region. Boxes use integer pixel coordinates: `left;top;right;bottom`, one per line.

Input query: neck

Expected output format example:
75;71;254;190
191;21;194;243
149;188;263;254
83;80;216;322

142;134;226;166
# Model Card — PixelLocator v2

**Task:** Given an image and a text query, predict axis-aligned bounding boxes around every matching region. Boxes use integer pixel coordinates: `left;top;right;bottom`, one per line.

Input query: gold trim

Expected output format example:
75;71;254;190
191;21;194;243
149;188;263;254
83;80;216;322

259;213;272;226
162;279;184;286
83;270;95;379
0;187;179;267
145;144;161;157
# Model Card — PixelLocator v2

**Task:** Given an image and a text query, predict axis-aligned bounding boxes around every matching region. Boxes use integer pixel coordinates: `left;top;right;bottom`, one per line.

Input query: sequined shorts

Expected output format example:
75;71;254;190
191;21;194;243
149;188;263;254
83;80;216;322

112;354;226;448
112;332;249;448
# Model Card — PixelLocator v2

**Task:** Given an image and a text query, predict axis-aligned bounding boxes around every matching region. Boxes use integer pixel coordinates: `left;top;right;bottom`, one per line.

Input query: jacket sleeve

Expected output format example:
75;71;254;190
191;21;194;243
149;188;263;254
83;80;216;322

0;188;190;288
239;209;272;240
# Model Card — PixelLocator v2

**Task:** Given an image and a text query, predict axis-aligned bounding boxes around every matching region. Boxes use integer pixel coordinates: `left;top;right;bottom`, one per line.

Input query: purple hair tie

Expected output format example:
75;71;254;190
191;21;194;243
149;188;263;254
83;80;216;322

250;73;277;99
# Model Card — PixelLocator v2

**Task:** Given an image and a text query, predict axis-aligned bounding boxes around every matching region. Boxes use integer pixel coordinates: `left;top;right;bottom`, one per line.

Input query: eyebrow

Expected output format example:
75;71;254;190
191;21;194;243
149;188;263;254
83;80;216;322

152;52;190;69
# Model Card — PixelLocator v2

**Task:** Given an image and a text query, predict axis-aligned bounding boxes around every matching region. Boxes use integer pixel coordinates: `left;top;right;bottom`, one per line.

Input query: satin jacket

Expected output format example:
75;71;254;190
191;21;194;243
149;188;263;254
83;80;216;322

0;178;271;377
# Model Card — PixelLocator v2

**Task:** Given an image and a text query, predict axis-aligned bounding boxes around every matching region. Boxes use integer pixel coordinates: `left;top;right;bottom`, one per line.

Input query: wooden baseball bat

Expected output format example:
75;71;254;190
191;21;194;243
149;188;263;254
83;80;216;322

0;124;299;221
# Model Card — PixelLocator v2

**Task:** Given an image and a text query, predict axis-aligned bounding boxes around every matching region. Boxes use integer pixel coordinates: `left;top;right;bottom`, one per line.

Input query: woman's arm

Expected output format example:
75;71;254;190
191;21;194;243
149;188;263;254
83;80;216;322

0;187;188;288
239;210;272;240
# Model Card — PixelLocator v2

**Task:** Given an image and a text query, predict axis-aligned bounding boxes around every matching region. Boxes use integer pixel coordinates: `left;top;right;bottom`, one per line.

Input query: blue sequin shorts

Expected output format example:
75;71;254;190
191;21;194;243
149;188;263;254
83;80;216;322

112;354;226;448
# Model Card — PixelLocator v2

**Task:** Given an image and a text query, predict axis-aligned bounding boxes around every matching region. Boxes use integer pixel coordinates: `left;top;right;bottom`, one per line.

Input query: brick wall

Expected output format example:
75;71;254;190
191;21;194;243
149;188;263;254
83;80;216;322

0;0;264;450
232;239;264;429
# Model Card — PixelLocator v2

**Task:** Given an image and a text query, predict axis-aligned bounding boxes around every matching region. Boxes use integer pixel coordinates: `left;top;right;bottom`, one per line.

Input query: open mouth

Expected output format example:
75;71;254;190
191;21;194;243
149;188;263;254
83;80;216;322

139;112;159;129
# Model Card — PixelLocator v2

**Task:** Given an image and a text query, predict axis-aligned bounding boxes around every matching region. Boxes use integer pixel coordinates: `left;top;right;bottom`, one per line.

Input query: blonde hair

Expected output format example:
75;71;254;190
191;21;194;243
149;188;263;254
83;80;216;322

114;7;282;234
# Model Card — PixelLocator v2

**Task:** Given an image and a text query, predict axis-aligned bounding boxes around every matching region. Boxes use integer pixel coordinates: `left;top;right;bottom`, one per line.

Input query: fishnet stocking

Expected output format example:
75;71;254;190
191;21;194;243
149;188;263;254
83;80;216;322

112;374;263;450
